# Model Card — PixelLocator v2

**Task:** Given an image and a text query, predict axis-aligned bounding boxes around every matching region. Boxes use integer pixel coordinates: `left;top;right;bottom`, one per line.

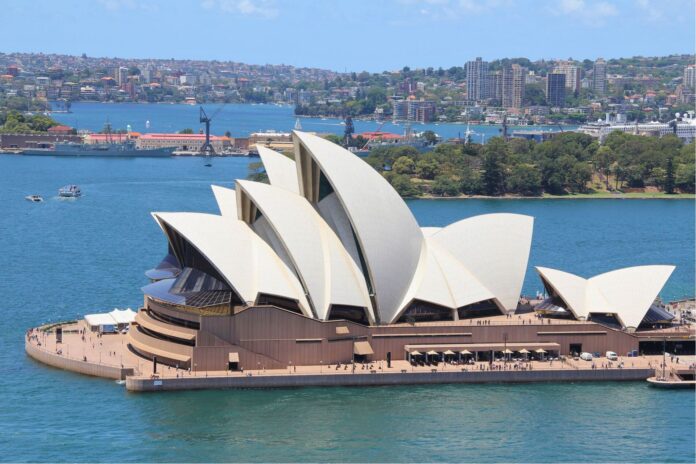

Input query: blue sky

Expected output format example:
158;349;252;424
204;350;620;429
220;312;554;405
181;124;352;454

2;0;694;71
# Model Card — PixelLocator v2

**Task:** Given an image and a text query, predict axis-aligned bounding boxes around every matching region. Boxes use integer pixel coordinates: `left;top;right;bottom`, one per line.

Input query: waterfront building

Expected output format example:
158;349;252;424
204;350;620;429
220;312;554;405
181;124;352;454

593;58;607;96
578;110;696;143
392;99;408;121
684;64;696;90
135;133;231;152
553;62;581;94
248;130;294;151
502;64;526;109
546;73;566;107
407;100;436;123
465;57;489;101
112;132;680;372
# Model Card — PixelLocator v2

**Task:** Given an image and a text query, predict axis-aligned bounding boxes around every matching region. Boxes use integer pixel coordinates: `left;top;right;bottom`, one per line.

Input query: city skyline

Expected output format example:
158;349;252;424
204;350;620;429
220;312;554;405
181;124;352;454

2;0;694;72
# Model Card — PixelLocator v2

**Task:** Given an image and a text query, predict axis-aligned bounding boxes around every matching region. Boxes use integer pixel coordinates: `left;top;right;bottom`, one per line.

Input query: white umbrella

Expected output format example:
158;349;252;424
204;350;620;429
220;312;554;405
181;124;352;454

519;349;530;354
460;349;472;355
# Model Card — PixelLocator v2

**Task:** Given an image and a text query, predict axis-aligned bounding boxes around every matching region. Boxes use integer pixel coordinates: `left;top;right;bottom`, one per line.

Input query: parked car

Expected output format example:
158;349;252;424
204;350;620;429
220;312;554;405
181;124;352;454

580;352;593;361
606;351;618;361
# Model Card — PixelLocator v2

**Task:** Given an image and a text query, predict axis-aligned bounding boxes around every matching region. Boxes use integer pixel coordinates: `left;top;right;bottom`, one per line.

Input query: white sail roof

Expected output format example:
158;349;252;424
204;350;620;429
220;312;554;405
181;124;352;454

536;265;675;329
394;239;497;320
152;212;311;316
431;213;534;311
256;145;300;194
211;185;238;217
236;180;374;322
293;131;424;323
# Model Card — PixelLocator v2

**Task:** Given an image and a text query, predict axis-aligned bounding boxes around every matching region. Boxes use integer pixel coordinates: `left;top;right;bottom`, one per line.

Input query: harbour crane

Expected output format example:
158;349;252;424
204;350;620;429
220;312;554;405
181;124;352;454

199;104;227;166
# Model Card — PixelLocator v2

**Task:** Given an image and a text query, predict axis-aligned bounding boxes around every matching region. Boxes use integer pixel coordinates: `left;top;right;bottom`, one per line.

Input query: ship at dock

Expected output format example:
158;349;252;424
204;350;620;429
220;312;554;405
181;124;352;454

21;121;174;158
22;140;175;157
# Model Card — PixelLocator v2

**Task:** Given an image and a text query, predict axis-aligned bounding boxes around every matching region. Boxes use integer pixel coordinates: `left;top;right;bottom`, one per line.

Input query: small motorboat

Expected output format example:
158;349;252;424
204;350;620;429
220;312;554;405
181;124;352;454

58;185;82;198
25;195;43;202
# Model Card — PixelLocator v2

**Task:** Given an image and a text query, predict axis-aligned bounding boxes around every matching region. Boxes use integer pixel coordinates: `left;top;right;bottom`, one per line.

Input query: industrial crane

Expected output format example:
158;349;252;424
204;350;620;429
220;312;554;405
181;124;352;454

199;104;226;166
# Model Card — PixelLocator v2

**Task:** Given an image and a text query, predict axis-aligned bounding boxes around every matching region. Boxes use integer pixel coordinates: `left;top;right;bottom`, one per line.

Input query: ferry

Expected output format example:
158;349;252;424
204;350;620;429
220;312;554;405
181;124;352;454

25;195;43;202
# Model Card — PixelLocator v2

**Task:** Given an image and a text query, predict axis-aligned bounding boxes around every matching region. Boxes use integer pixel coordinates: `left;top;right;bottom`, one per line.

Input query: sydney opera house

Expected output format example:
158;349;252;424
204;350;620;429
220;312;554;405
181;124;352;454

127;131;680;371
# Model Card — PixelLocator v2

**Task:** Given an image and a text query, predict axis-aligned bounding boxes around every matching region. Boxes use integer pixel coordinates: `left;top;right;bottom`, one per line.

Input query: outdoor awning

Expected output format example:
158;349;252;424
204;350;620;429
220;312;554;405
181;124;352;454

427;350;439;355
354;341;374;356
228;352;239;363
84;313;116;327
443;350;456;355
336;326;350;335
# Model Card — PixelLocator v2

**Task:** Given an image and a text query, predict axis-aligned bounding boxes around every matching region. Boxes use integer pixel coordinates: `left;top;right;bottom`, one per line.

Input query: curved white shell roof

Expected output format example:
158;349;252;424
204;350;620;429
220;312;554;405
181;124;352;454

211;185;238;217
536;265;675;329
256;145;300;194
394;239;497;321
152;212;311;316
293;131;424;323
236;180;374;322
431;213;534;311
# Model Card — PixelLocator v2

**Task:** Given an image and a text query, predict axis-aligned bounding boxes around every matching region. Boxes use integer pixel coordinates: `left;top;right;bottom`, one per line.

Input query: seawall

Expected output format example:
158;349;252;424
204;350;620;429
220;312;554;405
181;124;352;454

25;338;134;381
126;367;653;392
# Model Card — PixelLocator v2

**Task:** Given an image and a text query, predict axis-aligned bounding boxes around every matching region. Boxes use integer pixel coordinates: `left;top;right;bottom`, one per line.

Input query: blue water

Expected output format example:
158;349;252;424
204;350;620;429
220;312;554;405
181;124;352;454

52;102;571;141
0;155;693;462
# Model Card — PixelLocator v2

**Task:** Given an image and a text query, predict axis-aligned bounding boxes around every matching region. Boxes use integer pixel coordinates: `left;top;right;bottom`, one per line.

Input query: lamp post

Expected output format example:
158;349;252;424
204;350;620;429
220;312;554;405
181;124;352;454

503;332;508;364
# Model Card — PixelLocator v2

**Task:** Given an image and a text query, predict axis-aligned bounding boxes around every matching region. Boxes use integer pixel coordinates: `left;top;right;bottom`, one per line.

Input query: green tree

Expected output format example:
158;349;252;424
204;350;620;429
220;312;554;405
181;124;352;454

422;130;438;145
179;128;194;134
415;158;440;180
506;164;542;196
664;156;676;194
431;175;459;196
482;137;508;195
388;173;420;197
392;156;416;175
459;165;482;195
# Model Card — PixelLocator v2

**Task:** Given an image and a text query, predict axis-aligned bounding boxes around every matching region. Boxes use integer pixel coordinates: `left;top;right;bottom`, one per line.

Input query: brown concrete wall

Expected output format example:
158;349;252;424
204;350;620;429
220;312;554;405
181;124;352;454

126;367;654;392
25;339;133;380
145;304;641;371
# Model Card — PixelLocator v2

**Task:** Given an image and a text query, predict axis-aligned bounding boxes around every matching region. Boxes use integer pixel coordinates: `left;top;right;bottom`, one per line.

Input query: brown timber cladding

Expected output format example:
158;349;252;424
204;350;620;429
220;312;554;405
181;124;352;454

144;302;641;371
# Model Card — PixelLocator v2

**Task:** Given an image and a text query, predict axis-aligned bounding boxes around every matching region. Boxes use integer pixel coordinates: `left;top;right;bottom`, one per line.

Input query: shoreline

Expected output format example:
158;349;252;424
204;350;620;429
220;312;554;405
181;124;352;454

412;193;695;200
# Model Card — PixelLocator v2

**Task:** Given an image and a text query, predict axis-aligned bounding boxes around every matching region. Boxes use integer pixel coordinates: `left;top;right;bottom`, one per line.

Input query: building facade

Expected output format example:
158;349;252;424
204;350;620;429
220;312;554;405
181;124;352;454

546;73;566;107
502;64;526;109
465;57;489;101
593;58;607;96
553;61;582;94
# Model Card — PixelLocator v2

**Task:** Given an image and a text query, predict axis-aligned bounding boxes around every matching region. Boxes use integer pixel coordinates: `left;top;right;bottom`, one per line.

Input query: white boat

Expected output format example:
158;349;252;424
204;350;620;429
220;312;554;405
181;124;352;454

58;185;82;198
25;195;43;202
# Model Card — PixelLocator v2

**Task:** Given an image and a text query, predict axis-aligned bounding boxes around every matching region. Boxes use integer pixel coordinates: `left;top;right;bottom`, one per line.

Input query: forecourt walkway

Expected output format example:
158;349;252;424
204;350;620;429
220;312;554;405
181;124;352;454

26;320;694;392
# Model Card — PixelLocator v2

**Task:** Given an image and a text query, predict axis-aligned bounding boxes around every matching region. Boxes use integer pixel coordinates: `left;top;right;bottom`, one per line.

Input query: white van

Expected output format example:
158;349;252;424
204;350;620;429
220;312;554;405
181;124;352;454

579;352;593;361
606;351;618;361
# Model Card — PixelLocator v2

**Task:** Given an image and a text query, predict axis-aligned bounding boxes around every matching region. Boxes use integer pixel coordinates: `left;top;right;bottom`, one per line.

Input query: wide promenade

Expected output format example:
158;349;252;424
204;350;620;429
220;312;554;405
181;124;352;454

26;319;694;392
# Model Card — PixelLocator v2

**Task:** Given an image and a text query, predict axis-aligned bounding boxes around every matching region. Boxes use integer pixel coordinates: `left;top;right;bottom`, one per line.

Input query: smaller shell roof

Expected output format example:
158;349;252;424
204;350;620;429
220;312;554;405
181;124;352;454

211;185;238;218
257;145;299;194
536;265;676;329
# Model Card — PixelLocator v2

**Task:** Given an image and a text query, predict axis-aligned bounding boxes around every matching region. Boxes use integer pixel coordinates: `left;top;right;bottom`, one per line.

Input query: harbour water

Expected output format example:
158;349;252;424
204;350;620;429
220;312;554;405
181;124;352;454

1;154;694;461
52;102;573;141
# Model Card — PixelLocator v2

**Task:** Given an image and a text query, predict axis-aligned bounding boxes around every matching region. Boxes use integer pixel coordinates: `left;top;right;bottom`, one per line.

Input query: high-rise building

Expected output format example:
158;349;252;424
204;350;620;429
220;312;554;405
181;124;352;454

553;61;581;94
487;71;503;102
116;66;129;87
684;65;696;90
465;57;489;101
502;64;526;109
593;58;607;96
546;73;566;107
